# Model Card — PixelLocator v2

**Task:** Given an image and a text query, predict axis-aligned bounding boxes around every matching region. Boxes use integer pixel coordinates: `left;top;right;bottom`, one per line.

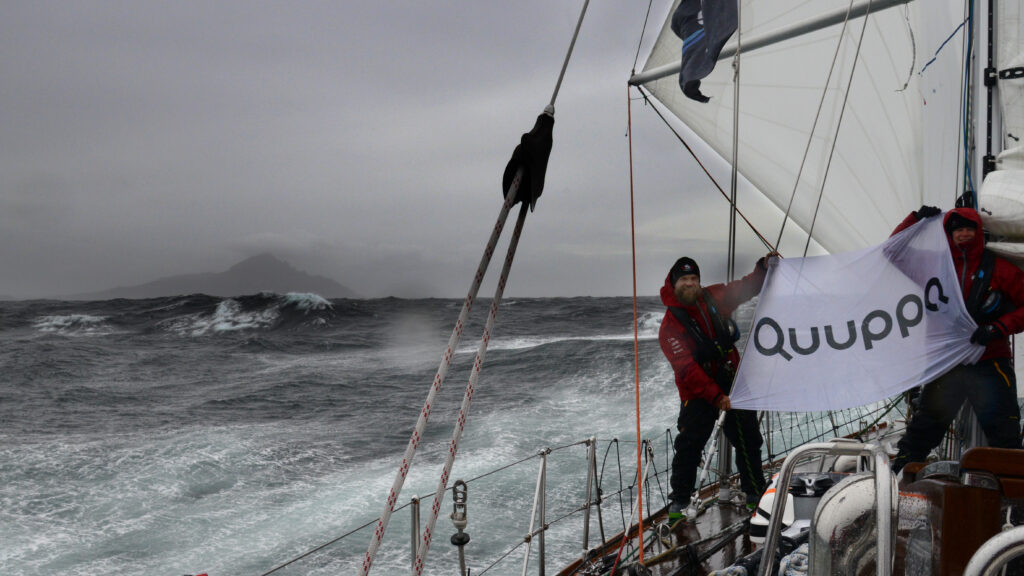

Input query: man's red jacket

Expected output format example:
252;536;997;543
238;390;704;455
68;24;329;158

659;261;767;404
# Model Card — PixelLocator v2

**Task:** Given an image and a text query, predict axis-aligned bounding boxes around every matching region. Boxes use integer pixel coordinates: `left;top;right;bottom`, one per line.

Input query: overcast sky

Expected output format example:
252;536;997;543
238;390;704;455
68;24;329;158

1;1;810;298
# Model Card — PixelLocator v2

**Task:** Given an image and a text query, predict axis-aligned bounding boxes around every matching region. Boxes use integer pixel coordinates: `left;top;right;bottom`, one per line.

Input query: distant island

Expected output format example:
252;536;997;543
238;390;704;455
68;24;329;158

68;253;359;300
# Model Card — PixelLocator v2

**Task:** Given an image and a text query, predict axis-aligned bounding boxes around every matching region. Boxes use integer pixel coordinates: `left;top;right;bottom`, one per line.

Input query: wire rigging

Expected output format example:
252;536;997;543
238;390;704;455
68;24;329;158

802;0;875;258
633;86;776;252
775;0;860;251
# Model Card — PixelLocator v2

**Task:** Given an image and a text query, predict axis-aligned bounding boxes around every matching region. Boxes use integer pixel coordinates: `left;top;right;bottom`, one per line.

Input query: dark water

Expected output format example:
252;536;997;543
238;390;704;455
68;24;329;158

1;293;679;576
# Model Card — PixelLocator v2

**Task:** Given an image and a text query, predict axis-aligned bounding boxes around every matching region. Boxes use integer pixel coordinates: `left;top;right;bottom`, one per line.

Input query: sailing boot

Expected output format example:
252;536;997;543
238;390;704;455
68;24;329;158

745;492;761;513
668;499;688;522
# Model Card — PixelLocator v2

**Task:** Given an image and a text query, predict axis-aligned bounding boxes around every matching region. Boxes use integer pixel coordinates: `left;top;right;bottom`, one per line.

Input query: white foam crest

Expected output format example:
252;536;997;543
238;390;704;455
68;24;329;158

32;314;112;336
280;292;333;311
456;332;658;354
637;309;663;336
159;299;279;336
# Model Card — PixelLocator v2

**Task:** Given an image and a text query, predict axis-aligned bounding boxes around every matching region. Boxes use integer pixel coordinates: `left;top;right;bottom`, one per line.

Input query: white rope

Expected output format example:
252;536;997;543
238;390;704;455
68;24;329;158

362;3;589;570
359;173;523;576
413;202;531;574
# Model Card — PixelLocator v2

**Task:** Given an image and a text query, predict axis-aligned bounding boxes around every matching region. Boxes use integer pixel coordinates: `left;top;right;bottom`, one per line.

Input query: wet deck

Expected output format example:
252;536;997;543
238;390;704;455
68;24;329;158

558;490;756;576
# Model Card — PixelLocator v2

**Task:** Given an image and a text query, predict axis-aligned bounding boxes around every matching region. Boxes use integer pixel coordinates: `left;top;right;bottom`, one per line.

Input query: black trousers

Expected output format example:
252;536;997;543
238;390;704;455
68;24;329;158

670;398;766;504
893;359;1021;472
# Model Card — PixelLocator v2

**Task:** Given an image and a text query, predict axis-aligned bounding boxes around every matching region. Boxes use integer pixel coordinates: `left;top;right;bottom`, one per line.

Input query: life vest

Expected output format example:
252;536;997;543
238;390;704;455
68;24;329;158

964;250;1013;323
667;291;737;367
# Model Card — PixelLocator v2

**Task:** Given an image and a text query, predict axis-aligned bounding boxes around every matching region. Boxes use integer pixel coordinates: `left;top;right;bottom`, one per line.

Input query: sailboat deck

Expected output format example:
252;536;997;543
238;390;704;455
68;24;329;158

558;490;756;576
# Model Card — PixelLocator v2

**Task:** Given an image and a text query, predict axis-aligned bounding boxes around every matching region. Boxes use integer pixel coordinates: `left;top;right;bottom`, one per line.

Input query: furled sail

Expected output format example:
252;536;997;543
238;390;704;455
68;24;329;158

634;0;966;254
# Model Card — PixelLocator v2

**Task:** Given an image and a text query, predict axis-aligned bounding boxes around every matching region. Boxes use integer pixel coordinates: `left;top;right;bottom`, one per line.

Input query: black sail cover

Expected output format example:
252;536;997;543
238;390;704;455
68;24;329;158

502;112;554;210
671;0;738;103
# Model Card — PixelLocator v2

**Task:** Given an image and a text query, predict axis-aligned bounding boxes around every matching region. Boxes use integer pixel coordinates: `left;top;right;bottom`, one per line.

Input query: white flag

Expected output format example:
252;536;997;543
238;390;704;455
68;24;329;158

730;217;983;412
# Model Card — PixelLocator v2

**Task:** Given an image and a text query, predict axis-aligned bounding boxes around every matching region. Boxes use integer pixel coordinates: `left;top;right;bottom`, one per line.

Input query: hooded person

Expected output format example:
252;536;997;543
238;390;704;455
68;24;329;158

890;206;1024;473
658;253;774;520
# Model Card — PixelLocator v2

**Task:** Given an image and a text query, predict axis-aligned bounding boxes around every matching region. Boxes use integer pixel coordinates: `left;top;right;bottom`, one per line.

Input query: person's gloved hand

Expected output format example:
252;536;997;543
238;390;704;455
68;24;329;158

915;205;942;219
714;394;731;411
970;323;1003;346
757;251;781;270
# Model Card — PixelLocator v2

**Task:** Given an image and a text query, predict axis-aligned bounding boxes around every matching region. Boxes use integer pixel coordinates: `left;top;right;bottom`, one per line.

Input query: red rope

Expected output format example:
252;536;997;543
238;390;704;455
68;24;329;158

614;82;646;576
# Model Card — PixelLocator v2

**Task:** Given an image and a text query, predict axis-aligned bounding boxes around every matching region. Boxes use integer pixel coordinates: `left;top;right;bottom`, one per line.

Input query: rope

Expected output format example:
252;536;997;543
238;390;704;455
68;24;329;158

627;82;646;565
413;203;531;574
802;0;874;258
634;86;776;252
774;0;860;251
359;176;522;576
361;5;591;571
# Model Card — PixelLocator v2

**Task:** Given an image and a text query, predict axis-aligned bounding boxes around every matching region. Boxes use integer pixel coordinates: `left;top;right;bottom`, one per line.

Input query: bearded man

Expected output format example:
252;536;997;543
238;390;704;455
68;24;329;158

659;254;774;520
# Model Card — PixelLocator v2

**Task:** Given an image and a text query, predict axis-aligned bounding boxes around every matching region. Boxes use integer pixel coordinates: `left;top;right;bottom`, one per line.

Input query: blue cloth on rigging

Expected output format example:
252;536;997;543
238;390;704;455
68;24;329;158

671;0;738;103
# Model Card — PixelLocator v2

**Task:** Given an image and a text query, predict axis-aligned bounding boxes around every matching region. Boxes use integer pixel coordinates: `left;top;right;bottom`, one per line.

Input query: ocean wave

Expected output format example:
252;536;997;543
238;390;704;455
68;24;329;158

32;314;114;336
461;332;659;353
279;292;333;311
159;299;280;336
155;293;338;336
638;310;663;335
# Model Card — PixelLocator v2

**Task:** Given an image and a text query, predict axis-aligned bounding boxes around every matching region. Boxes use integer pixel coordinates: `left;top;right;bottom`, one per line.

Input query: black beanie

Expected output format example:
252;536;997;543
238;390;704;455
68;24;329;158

945;212;978;234
669;257;700;284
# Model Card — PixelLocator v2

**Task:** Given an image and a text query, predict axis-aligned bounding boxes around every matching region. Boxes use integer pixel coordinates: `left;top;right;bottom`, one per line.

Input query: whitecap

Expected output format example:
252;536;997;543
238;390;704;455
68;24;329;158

159;299;279;336
33;314;112;336
281;292;333;312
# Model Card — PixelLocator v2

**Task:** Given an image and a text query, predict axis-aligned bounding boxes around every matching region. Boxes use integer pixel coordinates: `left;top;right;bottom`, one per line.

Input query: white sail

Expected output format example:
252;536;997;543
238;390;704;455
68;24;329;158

997;0;1024;168
980;0;1024;242
636;0;966;253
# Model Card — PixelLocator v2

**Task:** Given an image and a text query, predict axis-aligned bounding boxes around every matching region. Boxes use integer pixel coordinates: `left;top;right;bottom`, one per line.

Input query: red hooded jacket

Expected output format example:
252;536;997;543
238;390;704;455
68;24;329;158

892;207;1024;360
659;261;768;404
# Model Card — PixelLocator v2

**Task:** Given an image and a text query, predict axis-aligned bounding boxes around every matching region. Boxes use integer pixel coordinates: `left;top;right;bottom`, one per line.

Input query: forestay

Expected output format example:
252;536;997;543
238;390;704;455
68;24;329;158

636;0;967;252
729;216;983;411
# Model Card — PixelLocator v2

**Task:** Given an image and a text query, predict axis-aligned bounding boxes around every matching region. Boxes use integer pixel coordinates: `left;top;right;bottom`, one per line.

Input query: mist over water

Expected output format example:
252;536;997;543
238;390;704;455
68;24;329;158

1;294;682;576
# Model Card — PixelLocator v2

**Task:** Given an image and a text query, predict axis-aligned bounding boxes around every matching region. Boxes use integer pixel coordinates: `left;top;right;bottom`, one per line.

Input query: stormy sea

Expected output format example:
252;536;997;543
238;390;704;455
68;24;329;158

6;293;1023;576
1;293;691;576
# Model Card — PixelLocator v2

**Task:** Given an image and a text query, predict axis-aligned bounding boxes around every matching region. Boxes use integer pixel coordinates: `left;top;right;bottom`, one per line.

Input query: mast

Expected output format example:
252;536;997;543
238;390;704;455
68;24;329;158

983;0;996;180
